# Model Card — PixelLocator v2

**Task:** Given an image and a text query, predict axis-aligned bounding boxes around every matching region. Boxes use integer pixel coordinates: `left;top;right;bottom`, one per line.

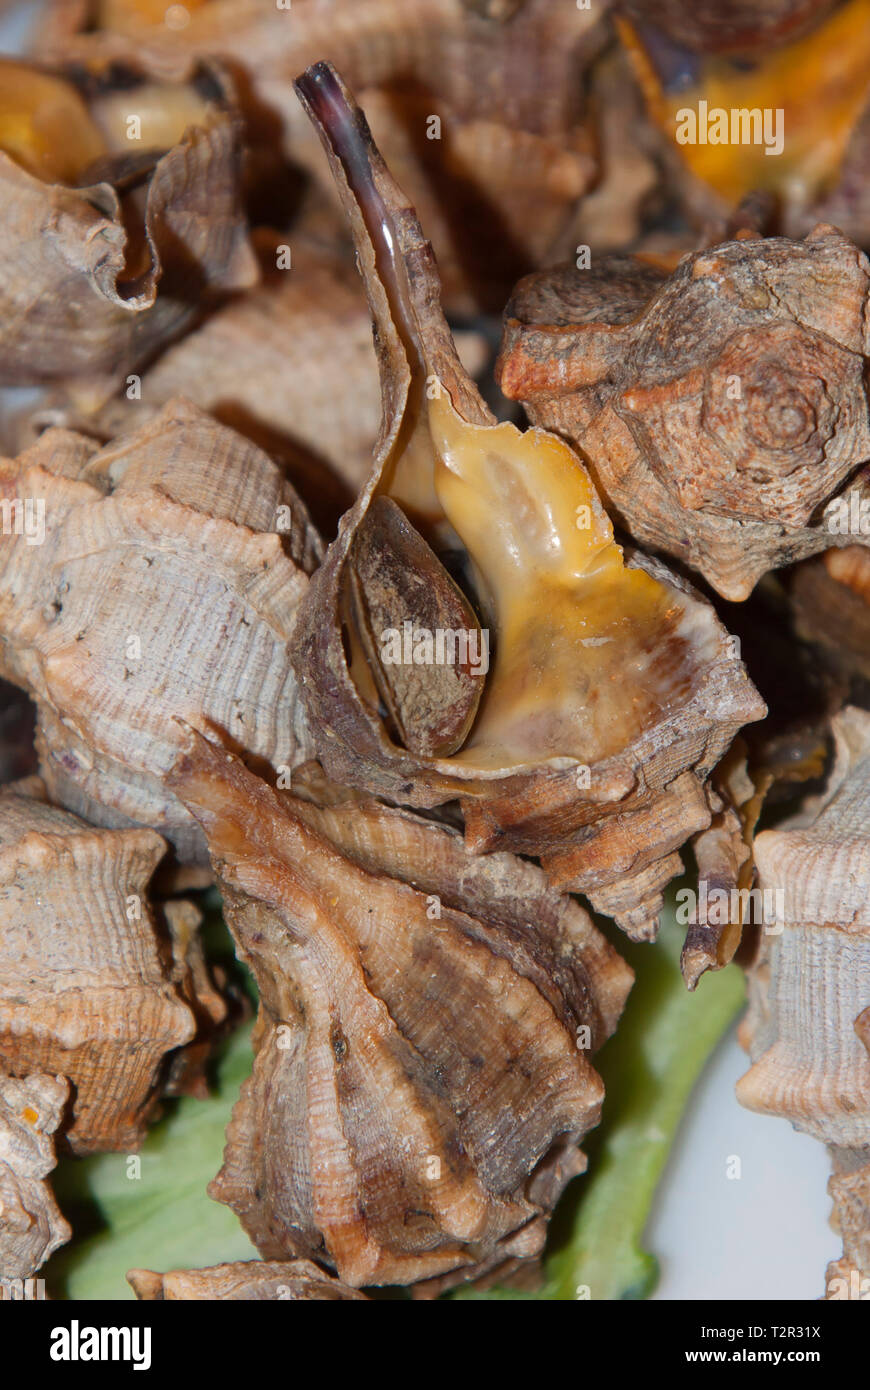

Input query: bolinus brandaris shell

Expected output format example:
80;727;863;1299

498;227;870;601
168;729;633;1289
288;61;765;942
0;1070;70;1282
0;780;194;1154
0;56;257;386
0;398;321;863
127;1259;368;1301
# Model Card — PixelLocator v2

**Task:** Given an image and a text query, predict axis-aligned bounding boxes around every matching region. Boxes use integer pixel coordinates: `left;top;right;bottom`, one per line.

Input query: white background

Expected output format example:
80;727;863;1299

648;1028;838;1299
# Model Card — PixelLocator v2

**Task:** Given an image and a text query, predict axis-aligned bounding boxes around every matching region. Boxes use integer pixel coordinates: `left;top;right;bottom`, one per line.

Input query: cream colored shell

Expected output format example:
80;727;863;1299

737;706;870;1297
0;398;321;862
127;1259;367;1300
0;1071;70;1282
0;782;194;1153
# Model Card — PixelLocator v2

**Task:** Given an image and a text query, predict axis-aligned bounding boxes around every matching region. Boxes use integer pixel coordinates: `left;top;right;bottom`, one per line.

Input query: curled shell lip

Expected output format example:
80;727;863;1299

290;62;763;807
0;57;258;384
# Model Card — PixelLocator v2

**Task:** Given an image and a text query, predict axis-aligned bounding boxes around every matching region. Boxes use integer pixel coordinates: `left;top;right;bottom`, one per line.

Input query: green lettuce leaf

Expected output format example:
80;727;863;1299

455;903;745;1300
44;1022;257;1300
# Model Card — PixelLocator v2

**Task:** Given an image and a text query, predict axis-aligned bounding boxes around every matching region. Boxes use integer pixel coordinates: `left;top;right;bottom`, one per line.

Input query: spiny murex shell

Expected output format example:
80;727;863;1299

498;226;870;601
737;706;870;1298
0;397;321;862
289;62;764;943
0;1071;70;1282
0;780;194;1153
168;730;633;1289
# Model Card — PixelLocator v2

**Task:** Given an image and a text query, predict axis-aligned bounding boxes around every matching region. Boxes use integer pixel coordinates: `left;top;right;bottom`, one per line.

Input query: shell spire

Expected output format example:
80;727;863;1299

498;228;870;601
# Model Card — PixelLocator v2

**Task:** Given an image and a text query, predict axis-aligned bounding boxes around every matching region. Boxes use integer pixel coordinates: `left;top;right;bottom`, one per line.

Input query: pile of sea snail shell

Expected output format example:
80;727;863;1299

0;0;868;1301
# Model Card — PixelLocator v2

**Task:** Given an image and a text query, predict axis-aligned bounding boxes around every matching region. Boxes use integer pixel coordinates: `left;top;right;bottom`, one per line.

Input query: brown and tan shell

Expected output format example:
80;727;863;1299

0;781;194;1153
167;730;633;1289
0;1071;71;1281
679;743;759;989
127;1259;367;1301
498;226;870;601
825;1146;870;1300
286;64;764;942
0;398;321;862
682;718;836;990
0;57;257;386
736;706;870;1297
38;0;609;312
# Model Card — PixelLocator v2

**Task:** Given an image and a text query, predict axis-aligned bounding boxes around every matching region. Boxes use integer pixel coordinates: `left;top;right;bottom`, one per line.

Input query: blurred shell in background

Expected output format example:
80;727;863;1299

37;0;615;311
0;56;257;386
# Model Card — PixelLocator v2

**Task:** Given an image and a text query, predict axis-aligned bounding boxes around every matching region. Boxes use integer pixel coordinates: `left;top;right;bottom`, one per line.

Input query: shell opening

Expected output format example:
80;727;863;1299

296;60;725;774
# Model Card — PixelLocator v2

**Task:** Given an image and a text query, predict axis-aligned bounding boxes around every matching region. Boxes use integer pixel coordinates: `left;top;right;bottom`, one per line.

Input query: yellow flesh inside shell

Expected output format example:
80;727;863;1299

296;62;716;774
0;60;216;186
370;386;703;771
0;63;107;182
90;84;218;154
